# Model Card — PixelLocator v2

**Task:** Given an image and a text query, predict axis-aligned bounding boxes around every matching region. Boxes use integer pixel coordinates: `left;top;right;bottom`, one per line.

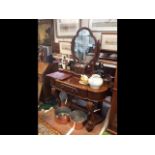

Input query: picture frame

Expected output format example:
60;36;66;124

38;19;54;46
89;19;117;32
101;33;117;51
59;42;72;55
92;32;101;41
56;19;80;37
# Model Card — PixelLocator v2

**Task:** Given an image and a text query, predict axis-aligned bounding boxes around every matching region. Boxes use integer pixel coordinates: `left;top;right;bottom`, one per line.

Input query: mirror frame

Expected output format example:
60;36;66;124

71;27;100;73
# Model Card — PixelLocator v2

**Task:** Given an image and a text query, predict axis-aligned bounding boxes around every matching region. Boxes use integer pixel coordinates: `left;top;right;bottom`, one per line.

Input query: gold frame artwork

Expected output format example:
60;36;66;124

89;19;117;32
38;20;53;46
101;33;117;51
56;19;80;37
59;41;72;55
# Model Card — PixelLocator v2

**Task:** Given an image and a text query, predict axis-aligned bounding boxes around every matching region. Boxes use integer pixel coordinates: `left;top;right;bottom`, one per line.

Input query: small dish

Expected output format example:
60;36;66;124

79;80;88;85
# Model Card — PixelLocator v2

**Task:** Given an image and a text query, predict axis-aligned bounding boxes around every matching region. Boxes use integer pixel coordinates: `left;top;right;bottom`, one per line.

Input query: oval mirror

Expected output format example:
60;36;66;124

71;27;99;74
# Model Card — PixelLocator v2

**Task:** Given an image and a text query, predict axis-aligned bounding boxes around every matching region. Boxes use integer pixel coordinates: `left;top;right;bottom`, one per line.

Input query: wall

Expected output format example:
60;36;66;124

53;19;117;69
54;19;114;43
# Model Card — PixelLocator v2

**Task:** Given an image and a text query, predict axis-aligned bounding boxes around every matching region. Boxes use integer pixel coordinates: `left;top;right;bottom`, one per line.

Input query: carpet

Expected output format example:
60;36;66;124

38;117;62;135
38;109;107;135
38;97;57;111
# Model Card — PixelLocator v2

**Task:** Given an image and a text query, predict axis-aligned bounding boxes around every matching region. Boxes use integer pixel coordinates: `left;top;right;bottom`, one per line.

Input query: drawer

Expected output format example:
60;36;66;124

55;81;87;98
88;91;107;101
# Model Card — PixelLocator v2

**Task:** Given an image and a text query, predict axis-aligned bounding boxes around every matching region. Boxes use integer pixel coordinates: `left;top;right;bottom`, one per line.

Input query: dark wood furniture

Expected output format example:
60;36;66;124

38;40;59;103
38;61;58;103
107;68;117;134
47;27;114;132
52;42;60;53
47;70;109;131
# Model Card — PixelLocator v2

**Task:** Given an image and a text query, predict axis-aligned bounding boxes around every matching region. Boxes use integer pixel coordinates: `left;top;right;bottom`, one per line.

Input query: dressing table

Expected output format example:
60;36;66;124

47;27;110;131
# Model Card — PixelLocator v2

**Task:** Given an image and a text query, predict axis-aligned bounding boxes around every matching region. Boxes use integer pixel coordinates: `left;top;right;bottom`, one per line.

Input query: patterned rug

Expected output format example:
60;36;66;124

38;117;62;135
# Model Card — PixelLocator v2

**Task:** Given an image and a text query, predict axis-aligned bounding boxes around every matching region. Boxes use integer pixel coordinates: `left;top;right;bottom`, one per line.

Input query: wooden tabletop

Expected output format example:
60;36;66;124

57;76;109;93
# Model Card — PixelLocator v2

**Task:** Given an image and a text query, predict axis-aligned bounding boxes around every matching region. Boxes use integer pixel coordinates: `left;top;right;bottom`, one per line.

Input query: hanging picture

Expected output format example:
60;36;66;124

56;19;80;37
101;33;117;51
59;42;72;55
89;19;117;32
38;20;54;46
93;32;101;41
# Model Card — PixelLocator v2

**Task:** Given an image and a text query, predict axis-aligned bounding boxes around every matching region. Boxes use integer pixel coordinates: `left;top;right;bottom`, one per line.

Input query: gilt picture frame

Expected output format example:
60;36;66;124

38;19;54;46
89;19;117;32
56;19;80;37
101;33;117;51
59;41;72;55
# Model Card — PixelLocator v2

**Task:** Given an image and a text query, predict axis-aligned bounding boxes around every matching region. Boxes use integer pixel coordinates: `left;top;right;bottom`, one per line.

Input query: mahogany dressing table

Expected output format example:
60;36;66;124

47;27;110;131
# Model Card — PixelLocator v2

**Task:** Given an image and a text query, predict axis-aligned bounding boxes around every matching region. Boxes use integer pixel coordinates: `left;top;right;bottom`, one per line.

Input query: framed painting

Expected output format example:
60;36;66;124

59;41;72;55
93;32;101;41
101;33;117;51
56;19;80;37
38;19;54;46
89;19;117;32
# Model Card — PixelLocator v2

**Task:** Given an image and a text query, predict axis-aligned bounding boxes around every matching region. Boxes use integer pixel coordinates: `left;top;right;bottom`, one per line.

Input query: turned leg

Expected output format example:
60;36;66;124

67;95;72;108
86;101;95;132
52;88;61;107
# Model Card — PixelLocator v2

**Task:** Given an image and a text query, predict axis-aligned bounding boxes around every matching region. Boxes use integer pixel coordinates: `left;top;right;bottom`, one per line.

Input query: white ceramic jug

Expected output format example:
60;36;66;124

88;74;104;89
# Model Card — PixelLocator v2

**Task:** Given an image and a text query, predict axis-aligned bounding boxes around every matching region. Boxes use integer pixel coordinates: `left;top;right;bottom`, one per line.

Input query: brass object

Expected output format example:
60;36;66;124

79;74;89;85
70;110;87;130
55;106;71;124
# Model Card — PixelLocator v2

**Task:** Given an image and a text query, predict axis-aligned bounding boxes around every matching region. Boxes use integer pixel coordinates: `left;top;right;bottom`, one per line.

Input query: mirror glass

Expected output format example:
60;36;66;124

74;29;96;64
